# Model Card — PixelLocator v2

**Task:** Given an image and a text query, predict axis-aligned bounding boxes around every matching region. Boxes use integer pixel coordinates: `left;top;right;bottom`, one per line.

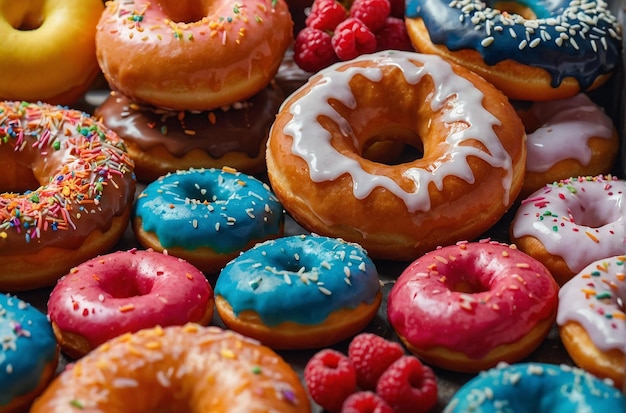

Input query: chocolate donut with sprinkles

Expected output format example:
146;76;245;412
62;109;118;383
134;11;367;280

0;101;136;291
405;0;622;100
215;234;383;349
0;293;59;412
132;167;285;274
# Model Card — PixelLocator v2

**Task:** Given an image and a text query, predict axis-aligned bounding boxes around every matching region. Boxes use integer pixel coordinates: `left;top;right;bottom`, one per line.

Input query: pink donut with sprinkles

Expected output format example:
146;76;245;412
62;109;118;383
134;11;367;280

387;240;559;373
95;0;293;111
511;175;625;285
47;249;214;359
0;101;135;291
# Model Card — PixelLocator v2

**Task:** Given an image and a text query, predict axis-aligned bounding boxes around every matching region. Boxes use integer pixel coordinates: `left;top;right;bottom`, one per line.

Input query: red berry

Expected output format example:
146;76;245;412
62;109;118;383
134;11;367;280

375;17;413;52
349;0;390;32
332;18;377;60
306;0;348;31
304;349;357;413
375;356;438;413
342;391;394;413
294;27;339;72
348;333;405;390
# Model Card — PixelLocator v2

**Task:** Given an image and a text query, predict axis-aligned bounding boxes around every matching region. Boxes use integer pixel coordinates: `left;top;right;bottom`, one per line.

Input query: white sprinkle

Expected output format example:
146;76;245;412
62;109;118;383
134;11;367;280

98;294;105;302
6;364;12;374
481;36;494;47
518;39;527;49
215;222;220;231
192;219;198;229
508;28;517;38
529;38;541;48
344;277;352;286
318;286;332;295
283;273;292;285
344;267;351;277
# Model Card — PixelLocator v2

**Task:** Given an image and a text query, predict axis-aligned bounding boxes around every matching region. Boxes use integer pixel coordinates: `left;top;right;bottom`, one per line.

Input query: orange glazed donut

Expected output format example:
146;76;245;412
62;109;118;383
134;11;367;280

0;101;136;291
95;0;293;111
267;51;526;261
31;324;312;413
0;0;104;105
47;249;215;359
387;240;559;373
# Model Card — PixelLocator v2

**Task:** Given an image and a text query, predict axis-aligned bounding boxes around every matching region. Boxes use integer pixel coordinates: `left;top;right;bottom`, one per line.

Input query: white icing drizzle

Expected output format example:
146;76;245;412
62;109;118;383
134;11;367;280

281;51;515;212
525;93;614;173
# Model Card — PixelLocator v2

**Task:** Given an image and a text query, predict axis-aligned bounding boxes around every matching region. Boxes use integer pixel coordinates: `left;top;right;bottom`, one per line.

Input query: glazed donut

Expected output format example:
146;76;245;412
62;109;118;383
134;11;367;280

516;93;618;197
405;0;622;101
267;51;526;261
95;0;293;111
215;234;382;349
557;255;625;389
0;101;135;291
133;168;285;274
31;324;311;413
96;86;285;182
444;362;626;412
510;175;625;285
0;293;58;413
387;240;559;373
47;249;214;359
0;0;103;105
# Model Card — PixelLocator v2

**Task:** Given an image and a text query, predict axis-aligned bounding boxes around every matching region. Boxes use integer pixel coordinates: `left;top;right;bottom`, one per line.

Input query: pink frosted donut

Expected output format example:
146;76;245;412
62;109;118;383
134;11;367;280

511;175;625;285
387;240;559;373
47;249;214;358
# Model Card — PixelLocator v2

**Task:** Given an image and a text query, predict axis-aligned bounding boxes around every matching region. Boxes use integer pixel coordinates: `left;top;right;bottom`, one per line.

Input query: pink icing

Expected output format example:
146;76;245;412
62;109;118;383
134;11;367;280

557;255;626;353
47;249;213;349
525;94;614;173
387;240;559;358
511;176;625;274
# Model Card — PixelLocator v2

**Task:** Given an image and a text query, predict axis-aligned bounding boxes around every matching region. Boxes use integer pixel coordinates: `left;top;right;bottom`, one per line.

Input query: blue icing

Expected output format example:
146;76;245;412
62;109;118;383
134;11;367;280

215;234;381;326
0;294;57;407
406;0;622;89
133;168;284;253
445;362;626;412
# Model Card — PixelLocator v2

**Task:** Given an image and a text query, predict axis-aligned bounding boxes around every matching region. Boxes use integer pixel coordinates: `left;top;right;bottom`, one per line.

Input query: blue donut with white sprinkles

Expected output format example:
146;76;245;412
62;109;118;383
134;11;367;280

132;167;285;274
214;234;383;349
0;293;59;412
405;0;622;100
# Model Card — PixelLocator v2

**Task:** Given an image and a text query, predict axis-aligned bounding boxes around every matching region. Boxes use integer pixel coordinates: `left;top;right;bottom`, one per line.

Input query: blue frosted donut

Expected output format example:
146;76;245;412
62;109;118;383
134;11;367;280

214;234;383;349
132;167;284;274
0;293;59;412
405;0;622;100
444;362;626;412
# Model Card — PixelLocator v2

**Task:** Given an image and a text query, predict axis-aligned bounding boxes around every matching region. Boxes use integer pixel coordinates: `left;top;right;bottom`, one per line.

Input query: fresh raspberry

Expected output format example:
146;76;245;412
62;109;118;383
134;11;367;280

294;27;339;72
349;0;390;32
375;356;438;413
348;333;405;390
306;0;348;31
304;349;357;413
375;17;413;52
342;391;394;413
332;18;377;61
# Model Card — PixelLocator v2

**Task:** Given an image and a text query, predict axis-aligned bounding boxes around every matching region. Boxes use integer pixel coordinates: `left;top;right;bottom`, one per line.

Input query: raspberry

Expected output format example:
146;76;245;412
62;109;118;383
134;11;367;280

306;0;348;31
304;349;357;413
332;18;377;61
294;27;339;72
342;391;394;413
375;17;413;52
349;0;390;32
375;356;438;413
348;333;405;390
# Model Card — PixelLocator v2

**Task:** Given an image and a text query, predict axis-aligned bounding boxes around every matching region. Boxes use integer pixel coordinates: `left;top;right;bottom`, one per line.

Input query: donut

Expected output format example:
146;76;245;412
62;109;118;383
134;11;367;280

510;175;625;285
444;362;626;412
0;101;136;291
0;0;104;105
267;50;526;261
0;293;59;413
47;249;215;359
31;324;311;412
215;234;382;349
133;167;285;274
557;255;625;389
95;84;285;182
516;93;619;197
387;240;559;373
405;0;623;100
95;0;294;111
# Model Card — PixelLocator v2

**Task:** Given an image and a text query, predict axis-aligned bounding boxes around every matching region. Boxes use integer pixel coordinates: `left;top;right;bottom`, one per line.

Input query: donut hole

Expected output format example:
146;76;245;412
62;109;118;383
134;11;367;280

156;0;211;24
491;1;538;19
99;271;154;298
361;131;425;165
0;164;40;193
570;201;621;228
8;10;44;31
442;258;491;294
